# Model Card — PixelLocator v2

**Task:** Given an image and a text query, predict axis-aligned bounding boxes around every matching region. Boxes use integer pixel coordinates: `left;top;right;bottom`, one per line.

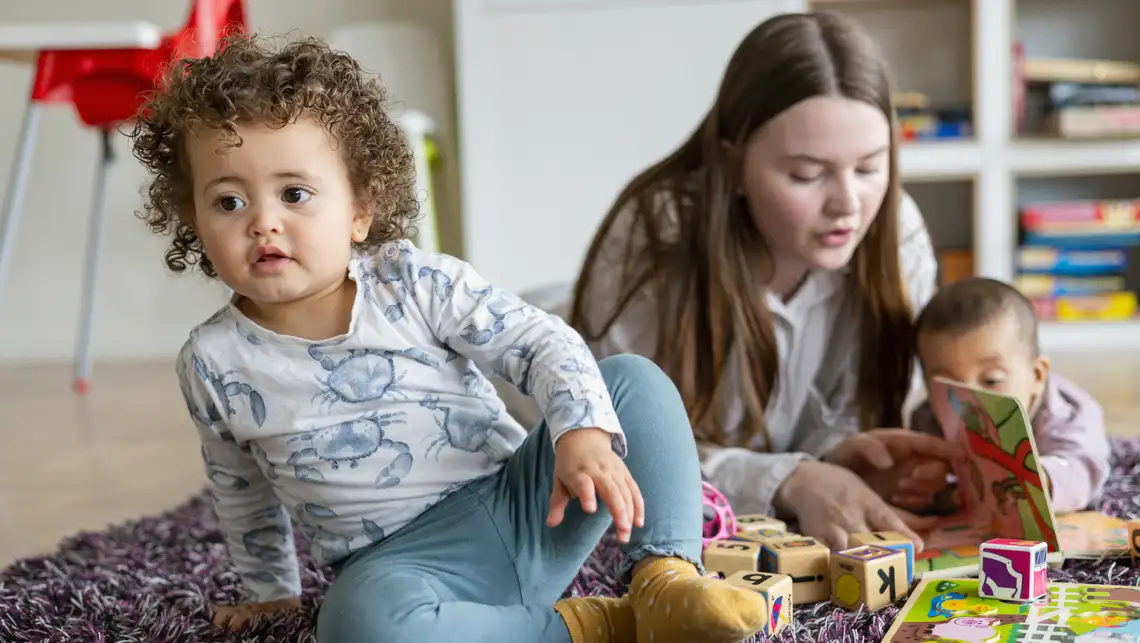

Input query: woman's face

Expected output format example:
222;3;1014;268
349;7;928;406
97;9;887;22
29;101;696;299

734;95;892;292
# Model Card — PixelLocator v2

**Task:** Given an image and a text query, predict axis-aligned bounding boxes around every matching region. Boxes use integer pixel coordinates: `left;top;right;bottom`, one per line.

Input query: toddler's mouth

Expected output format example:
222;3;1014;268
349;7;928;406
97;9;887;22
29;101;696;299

252;245;291;262
251;245;293;273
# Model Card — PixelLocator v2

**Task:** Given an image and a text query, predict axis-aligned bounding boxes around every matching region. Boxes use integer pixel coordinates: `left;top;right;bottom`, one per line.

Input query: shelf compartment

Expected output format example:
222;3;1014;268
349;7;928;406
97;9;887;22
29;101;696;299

905;179;976;284
1014;0;1140;139
1013;173;1140;329
814;0;976;143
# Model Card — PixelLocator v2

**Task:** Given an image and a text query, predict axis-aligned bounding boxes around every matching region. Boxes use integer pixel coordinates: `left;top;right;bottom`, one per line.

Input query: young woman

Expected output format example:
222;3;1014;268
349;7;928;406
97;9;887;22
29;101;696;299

568;11;963;550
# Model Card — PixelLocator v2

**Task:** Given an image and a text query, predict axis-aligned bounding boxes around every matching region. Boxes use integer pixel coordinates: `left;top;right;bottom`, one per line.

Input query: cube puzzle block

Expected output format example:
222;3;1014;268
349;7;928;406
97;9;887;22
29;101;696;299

830;545;909;611
1129;520;1140;567
734;514;788;533
848;531;916;583
732;528;796;545
978;538;1049;602
702;540;762;577
724;571;794;636
760;537;830;604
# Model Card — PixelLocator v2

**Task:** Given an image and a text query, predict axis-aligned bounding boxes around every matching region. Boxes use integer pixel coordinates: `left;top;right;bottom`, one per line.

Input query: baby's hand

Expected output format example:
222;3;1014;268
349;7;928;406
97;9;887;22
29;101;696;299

824;429;965;509
777;460;939;551
549;427;645;543
881;458;956;510
212;597;301;630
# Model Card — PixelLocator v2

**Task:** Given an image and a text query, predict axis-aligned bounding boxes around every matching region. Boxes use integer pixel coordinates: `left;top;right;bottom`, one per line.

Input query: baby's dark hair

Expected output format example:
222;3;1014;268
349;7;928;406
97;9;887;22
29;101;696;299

915;276;1040;357
130;33;419;277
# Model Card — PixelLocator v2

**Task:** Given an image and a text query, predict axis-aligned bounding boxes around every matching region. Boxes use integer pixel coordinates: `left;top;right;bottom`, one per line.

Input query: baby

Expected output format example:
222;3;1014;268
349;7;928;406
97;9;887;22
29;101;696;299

904;276;1111;514
131;34;769;643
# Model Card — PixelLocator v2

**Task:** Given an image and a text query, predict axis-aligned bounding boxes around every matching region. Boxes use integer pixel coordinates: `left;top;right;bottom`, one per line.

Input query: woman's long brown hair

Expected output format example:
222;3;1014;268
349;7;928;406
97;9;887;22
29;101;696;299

569;12;915;449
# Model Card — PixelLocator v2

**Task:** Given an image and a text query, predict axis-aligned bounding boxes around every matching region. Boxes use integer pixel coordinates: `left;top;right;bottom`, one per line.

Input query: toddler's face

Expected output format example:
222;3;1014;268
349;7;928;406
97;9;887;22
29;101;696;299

917;315;1049;415
185;116;370;307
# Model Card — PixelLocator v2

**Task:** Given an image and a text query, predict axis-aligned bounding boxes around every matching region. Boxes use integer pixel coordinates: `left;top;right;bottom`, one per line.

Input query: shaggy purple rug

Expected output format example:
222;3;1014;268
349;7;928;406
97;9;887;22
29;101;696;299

5;438;1140;642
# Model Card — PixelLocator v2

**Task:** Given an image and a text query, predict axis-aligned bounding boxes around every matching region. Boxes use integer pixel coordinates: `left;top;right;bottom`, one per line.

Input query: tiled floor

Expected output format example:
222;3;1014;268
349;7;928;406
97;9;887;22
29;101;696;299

2;353;1138;566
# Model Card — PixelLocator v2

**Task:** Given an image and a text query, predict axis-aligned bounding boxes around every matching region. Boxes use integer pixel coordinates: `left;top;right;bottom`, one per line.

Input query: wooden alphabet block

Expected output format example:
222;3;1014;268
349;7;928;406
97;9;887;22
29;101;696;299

734;514;787;533
724;571;793;636
830;545;909;611
1129;520;1140;567
978;538;1048;602
732;528;796;544
702;539;762;577
848;531;916;583
759;537;830;604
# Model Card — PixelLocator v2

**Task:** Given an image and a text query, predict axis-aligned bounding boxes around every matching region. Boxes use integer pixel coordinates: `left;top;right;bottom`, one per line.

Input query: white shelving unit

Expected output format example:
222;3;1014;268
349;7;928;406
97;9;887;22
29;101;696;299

453;0;1140;353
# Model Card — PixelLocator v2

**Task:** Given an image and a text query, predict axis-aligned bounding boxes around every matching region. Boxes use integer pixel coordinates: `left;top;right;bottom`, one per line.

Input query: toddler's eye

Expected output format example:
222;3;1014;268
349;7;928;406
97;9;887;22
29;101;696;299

218;195;245;212
283;187;312;204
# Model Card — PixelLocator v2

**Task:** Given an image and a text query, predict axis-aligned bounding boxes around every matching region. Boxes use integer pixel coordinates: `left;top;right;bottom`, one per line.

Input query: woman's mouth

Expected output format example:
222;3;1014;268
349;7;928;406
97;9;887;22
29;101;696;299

818;229;854;248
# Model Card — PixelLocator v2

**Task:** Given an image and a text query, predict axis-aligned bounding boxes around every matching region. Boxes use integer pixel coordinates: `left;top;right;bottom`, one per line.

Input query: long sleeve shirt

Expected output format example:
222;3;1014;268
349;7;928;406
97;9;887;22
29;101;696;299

909;372;1111;513
176;240;625;602
561;191;939;517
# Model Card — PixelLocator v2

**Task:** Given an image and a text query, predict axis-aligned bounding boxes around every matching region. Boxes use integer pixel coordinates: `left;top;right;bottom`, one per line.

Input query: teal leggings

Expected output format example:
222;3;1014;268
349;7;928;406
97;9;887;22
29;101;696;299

315;354;706;643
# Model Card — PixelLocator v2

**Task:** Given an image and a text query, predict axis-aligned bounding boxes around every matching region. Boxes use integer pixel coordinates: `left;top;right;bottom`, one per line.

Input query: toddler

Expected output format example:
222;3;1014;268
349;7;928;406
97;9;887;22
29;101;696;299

905;277;1111;514
131;34;770;643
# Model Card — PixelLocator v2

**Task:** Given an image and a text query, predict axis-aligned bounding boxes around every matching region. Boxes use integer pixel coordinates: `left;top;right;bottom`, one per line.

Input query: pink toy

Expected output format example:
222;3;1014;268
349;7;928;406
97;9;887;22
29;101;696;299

701;481;737;547
978;538;1048;602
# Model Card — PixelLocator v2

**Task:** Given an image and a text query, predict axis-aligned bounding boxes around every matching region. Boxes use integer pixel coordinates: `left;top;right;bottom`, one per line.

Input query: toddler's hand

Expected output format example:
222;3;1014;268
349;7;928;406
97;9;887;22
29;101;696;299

549;427;645;543
212;597;301;630
776;459;939;551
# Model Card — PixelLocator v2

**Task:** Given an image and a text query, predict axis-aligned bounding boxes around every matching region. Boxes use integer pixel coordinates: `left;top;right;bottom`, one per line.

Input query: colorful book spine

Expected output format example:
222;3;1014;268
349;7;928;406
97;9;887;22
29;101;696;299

1020;199;1140;233
1014;274;1125;297
1031;291;1137;322
1016;247;1127;275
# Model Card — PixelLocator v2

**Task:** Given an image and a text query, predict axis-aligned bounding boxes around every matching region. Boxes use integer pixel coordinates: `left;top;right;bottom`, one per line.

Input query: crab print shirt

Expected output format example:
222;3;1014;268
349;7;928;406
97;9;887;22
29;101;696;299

176;240;626;603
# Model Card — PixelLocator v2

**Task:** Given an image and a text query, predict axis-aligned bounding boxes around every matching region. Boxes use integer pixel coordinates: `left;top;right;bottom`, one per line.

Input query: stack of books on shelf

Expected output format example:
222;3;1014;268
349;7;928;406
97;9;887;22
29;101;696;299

1015;199;1140;322
1013;43;1140;138
894;92;971;141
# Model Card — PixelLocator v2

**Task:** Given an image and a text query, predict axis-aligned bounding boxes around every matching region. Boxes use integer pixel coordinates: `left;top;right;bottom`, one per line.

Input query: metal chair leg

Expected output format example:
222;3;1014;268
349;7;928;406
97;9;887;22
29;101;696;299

73;129;114;394
0;104;43;312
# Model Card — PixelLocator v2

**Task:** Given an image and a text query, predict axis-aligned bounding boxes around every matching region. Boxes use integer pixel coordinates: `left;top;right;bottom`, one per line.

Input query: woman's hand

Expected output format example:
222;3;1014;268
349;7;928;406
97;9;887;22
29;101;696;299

549;427;645;543
823;429;966;510
212;597;301;630
775;459;939;551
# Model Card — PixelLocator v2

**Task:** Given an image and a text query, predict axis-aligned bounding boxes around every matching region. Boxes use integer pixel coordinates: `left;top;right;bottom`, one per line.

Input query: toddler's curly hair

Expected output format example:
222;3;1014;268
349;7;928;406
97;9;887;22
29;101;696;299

131;33;419;278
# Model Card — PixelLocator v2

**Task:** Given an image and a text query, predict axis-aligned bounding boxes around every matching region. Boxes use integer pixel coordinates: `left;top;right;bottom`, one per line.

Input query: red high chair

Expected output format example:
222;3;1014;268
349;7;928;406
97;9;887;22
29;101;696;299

0;0;248;393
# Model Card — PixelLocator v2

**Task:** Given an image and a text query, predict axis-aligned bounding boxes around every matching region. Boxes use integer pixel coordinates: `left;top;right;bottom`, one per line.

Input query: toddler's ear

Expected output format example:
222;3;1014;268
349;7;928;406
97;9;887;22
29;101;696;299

351;207;371;243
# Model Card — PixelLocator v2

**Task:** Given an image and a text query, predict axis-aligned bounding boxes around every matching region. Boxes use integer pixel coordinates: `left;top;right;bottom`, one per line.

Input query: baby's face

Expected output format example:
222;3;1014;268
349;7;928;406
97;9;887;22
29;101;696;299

917;315;1048;414
185;116;370;308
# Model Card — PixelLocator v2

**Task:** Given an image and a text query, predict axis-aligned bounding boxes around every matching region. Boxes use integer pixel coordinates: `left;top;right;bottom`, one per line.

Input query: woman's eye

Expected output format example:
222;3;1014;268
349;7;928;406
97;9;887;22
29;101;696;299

218;195;245;212
283;187;312;204
791;173;821;183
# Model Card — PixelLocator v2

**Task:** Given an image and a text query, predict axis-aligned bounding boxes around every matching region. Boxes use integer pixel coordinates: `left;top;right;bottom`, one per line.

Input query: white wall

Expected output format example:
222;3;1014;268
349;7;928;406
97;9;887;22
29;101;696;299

453;0;810;294
0;0;457;363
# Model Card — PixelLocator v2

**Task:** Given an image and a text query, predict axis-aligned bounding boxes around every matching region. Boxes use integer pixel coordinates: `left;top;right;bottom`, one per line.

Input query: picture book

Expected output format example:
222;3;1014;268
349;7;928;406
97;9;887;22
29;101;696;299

914;542;1065;581
882;577;1140;642
911;378;1062;577
1058;511;1131;559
